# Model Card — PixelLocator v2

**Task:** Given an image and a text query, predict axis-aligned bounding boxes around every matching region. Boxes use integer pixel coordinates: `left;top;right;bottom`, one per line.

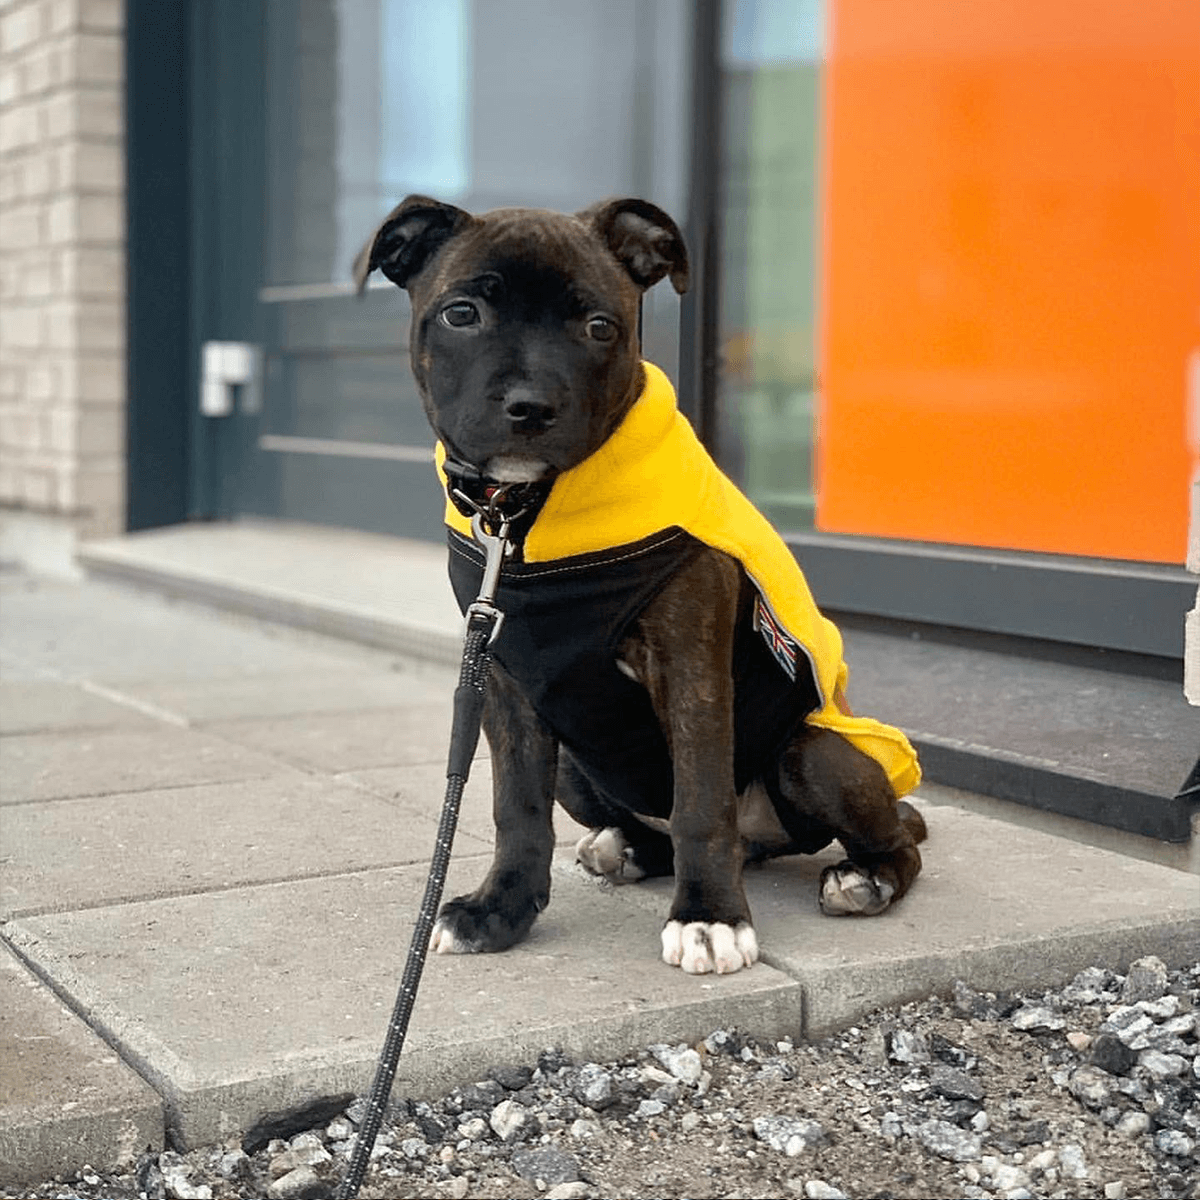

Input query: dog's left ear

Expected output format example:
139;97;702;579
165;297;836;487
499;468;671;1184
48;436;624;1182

352;195;474;294
580;199;690;295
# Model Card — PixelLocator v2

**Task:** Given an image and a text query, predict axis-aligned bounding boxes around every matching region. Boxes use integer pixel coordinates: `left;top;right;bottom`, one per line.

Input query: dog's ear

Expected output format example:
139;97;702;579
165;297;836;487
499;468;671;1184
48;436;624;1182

352;196;474;294
580;198;690;295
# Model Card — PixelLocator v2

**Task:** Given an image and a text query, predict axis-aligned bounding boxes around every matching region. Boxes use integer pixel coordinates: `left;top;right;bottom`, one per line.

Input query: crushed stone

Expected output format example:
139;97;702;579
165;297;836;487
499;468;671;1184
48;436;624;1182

4;957;1197;1200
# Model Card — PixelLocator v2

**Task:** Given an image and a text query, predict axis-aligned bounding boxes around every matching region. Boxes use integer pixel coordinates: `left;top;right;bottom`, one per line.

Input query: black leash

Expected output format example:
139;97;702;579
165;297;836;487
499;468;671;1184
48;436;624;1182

334;492;520;1200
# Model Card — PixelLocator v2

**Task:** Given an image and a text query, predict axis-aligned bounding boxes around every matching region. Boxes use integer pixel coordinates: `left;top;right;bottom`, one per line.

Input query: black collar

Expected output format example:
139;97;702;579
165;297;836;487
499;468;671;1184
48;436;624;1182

441;455;553;543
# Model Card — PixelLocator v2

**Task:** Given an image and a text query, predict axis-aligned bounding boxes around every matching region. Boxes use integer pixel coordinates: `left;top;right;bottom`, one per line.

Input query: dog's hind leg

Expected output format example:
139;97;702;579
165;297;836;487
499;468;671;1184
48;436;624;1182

557;751;674;883
767;725;925;917
431;660;558;954
819;799;925;915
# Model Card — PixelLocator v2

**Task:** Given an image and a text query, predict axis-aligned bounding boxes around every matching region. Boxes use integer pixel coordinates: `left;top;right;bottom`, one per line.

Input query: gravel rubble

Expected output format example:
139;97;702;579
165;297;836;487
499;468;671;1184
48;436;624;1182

4;956;1198;1200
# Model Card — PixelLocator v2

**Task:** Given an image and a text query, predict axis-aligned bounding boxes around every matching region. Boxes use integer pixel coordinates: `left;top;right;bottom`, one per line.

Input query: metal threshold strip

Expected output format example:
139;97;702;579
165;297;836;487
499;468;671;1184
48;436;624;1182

258;435;432;463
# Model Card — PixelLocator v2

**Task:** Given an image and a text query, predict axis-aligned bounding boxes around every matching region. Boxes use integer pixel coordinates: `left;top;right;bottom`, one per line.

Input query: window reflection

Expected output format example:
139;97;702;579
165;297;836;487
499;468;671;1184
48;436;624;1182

270;0;688;298
261;0;689;454
720;0;824;531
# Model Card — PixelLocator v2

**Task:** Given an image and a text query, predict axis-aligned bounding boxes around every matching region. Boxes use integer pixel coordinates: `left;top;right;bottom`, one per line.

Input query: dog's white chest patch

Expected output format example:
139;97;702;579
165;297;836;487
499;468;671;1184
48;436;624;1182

485;455;549;483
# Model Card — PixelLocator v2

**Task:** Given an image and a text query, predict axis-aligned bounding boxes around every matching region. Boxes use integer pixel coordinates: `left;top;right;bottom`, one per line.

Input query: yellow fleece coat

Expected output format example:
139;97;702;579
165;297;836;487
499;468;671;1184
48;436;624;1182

440;361;921;798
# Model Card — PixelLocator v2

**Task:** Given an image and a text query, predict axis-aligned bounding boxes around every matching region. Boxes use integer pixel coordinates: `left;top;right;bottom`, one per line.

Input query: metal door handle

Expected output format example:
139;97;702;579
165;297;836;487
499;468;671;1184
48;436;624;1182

200;341;262;416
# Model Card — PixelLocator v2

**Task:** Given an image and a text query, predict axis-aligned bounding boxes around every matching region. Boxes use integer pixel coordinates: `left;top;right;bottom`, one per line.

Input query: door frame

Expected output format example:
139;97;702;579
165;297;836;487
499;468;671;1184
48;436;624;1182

126;0;268;529
124;0;194;530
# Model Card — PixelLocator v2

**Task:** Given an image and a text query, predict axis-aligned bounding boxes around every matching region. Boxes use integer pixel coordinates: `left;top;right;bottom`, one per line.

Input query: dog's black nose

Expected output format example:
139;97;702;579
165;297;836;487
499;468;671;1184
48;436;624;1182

503;388;557;429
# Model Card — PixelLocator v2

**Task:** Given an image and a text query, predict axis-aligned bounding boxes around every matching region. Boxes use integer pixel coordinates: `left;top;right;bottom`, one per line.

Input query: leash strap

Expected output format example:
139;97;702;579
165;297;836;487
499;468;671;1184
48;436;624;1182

335;511;512;1199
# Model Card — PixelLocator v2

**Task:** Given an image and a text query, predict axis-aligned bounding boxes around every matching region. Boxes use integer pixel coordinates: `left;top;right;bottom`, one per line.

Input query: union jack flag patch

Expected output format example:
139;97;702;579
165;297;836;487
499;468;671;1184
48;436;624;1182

753;593;798;681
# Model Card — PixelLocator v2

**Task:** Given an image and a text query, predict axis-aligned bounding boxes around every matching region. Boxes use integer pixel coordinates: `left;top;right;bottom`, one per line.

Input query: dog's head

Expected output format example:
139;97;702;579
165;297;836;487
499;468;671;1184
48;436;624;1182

354;197;689;484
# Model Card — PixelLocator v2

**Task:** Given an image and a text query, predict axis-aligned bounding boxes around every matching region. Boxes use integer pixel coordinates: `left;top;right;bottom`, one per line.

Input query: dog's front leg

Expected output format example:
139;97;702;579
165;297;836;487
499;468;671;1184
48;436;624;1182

625;550;758;975
431;659;558;954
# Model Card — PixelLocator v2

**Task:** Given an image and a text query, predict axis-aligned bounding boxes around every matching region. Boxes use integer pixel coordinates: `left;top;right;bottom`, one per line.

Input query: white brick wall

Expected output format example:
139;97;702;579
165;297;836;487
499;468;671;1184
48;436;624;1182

0;0;125;543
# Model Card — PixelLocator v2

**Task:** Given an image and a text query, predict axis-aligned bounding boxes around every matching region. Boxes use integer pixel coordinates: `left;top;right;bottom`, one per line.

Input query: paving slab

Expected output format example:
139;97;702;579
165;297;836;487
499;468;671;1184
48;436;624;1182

200;704;485;773
0;774;492;920
117;661;454;723
4;861;803;1149
844;625;1197;802
0;573;401;684
0;680;159;735
618;800;1200;1036
0;945;163;1187
3;559;1196;1177
342;759;592;848
80;523;463;666
0;726;290;804
0;650;51;682
917;779;1199;876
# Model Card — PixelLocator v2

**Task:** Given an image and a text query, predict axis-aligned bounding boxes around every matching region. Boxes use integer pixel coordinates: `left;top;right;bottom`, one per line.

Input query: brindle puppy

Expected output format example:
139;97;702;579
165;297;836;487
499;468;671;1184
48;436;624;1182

355;196;925;975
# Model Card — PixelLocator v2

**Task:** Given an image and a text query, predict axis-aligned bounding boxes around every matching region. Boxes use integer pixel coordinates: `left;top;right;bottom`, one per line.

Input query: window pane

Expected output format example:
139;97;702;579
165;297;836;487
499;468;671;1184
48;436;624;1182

718;0;824;532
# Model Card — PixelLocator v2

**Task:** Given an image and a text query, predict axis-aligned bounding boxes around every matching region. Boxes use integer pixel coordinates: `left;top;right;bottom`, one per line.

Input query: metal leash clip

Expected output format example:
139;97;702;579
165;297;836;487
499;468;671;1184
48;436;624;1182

465;512;511;645
451;484;528;646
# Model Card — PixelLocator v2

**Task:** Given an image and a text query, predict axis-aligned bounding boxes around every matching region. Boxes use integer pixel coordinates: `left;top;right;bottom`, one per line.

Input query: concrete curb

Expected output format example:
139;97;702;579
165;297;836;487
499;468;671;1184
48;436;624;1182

80;547;463;668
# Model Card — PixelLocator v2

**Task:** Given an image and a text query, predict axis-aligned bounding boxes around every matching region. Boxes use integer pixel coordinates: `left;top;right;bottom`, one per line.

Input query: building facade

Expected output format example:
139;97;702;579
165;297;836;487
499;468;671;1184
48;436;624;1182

1;0;1197;711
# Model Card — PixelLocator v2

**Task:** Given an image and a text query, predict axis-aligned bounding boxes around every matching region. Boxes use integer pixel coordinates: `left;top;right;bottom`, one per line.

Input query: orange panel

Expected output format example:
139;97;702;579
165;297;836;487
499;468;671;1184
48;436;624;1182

817;0;1200;564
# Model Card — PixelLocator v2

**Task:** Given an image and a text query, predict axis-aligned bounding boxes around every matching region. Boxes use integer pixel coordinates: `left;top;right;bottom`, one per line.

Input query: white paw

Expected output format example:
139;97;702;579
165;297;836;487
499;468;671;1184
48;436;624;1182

430;919;469;954
575;827;646;884
660;920;758;975
819;864;895;916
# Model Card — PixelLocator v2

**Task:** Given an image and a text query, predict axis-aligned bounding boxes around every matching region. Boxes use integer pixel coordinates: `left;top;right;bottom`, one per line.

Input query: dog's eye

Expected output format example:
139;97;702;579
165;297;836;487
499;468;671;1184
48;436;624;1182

586;316;617;342
440;302;480;329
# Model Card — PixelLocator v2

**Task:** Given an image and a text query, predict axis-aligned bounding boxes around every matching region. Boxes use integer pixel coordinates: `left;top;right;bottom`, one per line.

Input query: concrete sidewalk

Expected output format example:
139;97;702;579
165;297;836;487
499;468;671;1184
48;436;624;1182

1;568;1197;1186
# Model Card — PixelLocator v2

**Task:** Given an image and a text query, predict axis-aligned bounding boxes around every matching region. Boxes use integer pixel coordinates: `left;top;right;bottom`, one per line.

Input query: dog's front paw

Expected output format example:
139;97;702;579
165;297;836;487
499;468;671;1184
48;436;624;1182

660;920;758;975
575;827;647;884
818;861;895;916
430;891;541;955
429;914;474;955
